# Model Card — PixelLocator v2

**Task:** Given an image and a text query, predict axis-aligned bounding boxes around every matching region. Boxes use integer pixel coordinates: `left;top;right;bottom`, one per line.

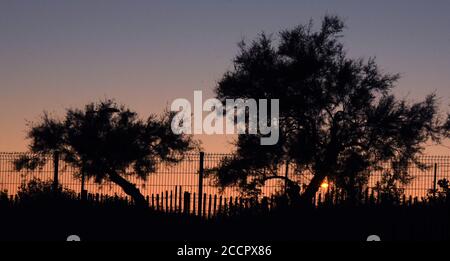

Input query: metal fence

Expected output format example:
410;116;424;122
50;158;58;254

1;152;449;204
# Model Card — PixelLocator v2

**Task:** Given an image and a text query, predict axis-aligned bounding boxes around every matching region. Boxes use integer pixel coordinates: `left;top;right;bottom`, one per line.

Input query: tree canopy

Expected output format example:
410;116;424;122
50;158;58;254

209;16;442;203
444;114;450;137
16;100;198;207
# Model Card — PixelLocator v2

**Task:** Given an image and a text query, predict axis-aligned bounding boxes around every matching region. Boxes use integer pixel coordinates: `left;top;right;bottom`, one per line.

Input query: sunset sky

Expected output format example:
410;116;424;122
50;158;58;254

1;0;450;154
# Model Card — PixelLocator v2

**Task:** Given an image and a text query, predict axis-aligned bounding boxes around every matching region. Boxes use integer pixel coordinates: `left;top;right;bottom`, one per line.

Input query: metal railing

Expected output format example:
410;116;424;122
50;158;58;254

1;152;449;204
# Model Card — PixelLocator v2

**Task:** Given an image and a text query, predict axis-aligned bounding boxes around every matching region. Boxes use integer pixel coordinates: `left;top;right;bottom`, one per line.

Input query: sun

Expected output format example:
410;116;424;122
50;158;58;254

320;182;329;189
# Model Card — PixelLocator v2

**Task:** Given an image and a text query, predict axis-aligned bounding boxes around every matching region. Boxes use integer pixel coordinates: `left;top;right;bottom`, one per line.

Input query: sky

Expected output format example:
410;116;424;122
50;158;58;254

0;0;450;154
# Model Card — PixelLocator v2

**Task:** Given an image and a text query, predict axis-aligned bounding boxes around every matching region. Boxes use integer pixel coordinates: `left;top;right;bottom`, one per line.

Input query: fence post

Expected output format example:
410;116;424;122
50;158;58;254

52;151;60;198
178;186;182;213
284;161;289;195
174;186;178;211
433;163;438;197
183;192;191;215
203;193;207;218
81;170;87;201
198;152;205;217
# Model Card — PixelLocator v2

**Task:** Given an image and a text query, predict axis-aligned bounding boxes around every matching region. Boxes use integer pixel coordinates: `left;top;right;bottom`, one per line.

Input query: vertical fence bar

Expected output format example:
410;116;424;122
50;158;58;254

183;192;190;215
433;163;438;197
81;170;87;200
52;151;60;198
198;152;205;217
203;193;207;218
178;186;182;213
165;191;169;213
1;153;450;212
284;161;289;195
174;186;178;211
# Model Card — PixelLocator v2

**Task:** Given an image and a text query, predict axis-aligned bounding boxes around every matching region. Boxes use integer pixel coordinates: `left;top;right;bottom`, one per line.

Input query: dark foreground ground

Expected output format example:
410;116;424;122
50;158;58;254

0;201;449;241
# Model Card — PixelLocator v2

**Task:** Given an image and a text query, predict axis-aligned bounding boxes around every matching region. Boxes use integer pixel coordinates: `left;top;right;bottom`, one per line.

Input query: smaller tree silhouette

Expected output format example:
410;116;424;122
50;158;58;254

15;100;198;207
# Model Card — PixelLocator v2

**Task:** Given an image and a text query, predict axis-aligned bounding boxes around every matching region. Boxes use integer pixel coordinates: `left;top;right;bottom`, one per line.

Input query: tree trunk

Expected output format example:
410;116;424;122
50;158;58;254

300;139;340;205
300;173;326;205
108;173;147;208
299;124;340;205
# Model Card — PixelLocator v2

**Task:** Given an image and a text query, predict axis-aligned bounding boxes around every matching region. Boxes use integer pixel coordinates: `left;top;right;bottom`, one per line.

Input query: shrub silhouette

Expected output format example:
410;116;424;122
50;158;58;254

17;178;76;203
428;178;450;201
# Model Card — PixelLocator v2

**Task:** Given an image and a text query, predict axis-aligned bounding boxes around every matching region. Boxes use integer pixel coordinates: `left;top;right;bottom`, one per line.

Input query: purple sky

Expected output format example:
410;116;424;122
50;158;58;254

1;0;449;153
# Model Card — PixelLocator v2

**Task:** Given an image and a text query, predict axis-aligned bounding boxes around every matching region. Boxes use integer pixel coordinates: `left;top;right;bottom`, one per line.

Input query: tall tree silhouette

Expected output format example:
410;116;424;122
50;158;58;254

209;16;441;203
15;100;197;207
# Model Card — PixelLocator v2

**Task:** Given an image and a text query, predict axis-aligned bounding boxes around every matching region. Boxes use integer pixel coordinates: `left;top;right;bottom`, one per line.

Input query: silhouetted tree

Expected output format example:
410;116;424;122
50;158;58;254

15;100;197;207
209;16;441;204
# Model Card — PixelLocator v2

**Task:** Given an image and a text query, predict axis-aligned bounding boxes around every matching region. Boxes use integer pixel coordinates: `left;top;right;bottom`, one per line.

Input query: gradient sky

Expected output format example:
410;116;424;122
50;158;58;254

1;0;450;154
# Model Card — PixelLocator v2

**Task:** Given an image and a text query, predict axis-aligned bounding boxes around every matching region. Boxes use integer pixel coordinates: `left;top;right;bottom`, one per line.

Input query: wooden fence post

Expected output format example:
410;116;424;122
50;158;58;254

178;186;182;213
174;186;178;211
156;194;160;211
165;190;169;213
203;193;207;218
80;170;87;201
183;192;191;215
433;163;438;197
213;195;217;216
208;194;212;219
284;161;289;195
193;192;196;215
218;196;223;215
170;190;173;212
198;152;205;217
52;151;60;198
